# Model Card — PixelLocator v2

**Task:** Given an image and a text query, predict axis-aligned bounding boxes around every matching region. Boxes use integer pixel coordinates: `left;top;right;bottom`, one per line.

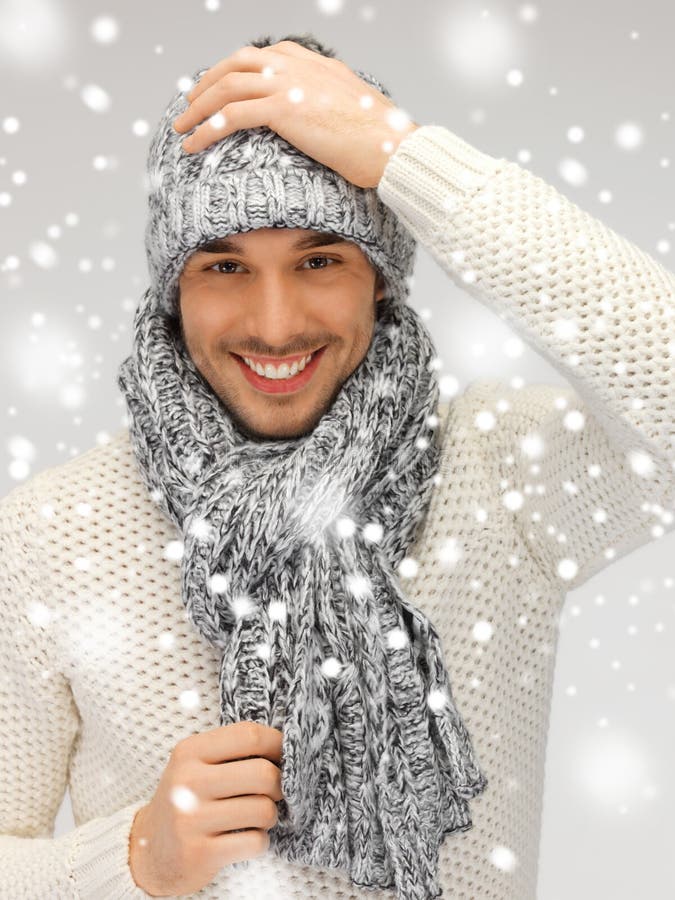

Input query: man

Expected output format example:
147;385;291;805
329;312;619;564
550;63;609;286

1;30;673;900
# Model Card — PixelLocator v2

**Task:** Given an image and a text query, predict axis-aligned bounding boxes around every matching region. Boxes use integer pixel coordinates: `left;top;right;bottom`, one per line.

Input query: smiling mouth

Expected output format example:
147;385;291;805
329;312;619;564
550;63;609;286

231;347;325;365
231;345;327;395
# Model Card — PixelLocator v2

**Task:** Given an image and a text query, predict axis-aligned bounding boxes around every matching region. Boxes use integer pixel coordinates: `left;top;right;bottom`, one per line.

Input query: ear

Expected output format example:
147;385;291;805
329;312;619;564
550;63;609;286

374;271;387;302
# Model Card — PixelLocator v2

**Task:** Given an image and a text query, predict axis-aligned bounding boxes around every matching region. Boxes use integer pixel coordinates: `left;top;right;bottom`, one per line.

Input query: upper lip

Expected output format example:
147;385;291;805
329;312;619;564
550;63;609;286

233;347;325;365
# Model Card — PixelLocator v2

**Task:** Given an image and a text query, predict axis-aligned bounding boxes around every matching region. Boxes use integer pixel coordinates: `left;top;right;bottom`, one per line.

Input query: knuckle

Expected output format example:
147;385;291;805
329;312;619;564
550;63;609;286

241;720;263;753
171;738;190;764
259;756;278;784
260;796;279;829
236;45;260;65
252;755;269;782
263;758;282;798
168;754;199;792
251;829;271;856
173;762;201;799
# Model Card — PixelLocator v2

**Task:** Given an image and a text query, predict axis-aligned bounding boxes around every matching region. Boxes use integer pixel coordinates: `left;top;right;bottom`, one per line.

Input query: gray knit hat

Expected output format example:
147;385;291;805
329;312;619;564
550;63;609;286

142;32;418;320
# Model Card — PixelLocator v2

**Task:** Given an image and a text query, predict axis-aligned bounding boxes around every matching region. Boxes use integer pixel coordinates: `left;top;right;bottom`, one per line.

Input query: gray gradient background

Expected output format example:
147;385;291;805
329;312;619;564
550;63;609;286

1;1;674;897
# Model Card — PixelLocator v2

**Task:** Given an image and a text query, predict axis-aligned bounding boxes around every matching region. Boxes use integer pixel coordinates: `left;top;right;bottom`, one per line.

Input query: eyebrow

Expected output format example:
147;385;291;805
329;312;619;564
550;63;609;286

191;230;352;256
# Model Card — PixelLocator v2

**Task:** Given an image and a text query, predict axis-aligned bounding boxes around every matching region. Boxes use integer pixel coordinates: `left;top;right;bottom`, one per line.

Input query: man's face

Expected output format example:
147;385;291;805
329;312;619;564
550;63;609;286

178;226;387;441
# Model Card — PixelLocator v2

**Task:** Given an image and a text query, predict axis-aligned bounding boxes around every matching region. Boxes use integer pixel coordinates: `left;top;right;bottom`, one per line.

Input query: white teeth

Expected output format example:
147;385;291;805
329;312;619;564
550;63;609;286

243;352;313;380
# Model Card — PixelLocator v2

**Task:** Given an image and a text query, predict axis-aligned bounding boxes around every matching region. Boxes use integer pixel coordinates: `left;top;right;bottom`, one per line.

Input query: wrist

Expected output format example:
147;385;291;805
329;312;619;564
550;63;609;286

129;805;161;896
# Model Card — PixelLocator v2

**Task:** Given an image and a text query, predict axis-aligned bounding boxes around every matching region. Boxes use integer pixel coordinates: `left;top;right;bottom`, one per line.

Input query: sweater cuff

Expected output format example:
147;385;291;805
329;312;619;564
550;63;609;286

376;124;506;244
68;799;152;899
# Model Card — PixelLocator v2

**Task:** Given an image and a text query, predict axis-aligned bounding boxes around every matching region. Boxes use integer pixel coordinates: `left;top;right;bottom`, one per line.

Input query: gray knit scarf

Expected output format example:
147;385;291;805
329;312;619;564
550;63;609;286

117;35;488;899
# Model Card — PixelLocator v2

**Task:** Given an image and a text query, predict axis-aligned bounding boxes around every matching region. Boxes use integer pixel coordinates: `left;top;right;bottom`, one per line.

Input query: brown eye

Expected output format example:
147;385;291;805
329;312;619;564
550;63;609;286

303;256;337;270
209;260;242;274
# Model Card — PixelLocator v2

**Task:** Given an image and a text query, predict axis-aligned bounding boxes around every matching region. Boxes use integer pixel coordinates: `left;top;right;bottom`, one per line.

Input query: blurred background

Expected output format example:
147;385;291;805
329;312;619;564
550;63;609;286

1;0;674;897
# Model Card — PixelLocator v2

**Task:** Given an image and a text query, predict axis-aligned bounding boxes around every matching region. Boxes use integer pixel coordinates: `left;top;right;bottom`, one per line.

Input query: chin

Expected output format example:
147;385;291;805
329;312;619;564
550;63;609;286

225;400;327;442
202;355;346;441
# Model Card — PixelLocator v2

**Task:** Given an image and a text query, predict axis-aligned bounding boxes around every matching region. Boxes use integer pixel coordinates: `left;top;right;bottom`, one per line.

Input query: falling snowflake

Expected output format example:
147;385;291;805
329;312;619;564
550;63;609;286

188;515;214;542
490;844;518;873
90;16;120;44
345;571;373;600
80;84;111;114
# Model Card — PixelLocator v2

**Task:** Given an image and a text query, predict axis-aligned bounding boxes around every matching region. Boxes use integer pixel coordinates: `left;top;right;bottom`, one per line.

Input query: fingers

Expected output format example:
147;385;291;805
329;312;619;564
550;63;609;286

186;45;270;102
173;71;266;133
178;96;274;153
211;827;271;864
201;793;280;836
186;720;284;766
200;756;283;804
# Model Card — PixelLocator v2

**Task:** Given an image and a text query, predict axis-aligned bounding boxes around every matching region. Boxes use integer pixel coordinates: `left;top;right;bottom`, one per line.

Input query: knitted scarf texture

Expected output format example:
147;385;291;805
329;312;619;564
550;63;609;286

117;37;488;899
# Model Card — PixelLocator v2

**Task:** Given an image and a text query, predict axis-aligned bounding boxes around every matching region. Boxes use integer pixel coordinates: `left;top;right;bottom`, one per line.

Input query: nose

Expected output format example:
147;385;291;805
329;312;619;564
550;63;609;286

242;272;319;356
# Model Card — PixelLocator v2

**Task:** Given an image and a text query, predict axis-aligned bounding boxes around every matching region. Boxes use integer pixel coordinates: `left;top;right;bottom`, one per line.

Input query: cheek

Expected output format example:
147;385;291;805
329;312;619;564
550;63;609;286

321;292;370;329
181;288;234;336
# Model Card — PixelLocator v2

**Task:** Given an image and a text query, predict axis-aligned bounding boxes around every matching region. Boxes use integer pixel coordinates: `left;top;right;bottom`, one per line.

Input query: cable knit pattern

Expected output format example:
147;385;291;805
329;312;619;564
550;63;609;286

1;123;674;899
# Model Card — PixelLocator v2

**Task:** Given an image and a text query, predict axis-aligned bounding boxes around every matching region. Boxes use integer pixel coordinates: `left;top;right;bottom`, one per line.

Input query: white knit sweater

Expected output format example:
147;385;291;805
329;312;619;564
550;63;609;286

1;124;674;900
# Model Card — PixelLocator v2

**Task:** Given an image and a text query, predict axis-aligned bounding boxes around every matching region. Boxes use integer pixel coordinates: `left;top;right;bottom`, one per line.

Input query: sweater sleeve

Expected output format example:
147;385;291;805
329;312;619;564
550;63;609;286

377;124;675;591
0;480;152;898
